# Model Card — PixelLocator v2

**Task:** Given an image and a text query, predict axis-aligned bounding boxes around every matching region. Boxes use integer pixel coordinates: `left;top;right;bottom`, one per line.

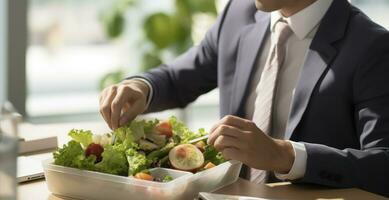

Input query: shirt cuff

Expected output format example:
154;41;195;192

130;78;153;108
275;141;307;180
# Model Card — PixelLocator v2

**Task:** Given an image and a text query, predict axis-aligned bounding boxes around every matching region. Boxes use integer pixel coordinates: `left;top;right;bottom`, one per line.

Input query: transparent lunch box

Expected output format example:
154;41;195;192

42;159;242;200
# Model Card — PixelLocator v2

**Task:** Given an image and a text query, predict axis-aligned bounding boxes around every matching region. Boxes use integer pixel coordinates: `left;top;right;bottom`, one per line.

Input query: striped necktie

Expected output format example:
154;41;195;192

250;20;292;183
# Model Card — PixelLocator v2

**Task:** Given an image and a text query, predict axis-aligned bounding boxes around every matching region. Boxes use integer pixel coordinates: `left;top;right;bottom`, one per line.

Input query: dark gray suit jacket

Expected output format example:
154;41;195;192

132;0;389;196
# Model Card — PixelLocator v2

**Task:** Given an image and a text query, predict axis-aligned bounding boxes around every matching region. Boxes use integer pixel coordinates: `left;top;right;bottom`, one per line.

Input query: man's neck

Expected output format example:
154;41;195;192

280;0;316;17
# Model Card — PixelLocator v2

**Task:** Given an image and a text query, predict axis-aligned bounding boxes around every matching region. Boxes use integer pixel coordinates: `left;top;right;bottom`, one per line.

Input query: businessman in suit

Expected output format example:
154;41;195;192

99;0;389;196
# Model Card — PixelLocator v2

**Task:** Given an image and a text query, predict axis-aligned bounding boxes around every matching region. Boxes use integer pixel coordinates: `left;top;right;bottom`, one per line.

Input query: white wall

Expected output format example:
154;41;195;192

0;0;7;103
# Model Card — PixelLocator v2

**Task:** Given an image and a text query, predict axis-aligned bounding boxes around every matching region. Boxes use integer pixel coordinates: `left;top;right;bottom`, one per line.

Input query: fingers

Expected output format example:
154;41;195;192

119;98;146;126
99;86;117;129
99;82;147;130
209;115;253;134
213;135;243;151
221;148;240;160
208;124;241;146
110;87;131;130
119;102;131;126
209;115;240;133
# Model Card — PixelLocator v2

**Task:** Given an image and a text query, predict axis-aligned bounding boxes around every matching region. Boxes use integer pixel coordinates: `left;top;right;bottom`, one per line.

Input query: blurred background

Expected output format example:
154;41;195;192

1;0;389;131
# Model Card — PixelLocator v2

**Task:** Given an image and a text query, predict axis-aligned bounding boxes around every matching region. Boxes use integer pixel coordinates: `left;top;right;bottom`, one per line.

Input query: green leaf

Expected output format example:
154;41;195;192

187;0;217;15
126;148;150;176
144;13;182;49
169;116;205;143
53;141;96;170
117;0;139;11
198;128;207;136
99;69;126;91
68;129;93;149
144;2;193;53
175;0;217;16
163;175;173;182
143;119;160;134
203;145;226;165
112;120;151;148
141;52;163;72
129;120;146;141
101;9;125;39
175;0;193;20
95;145;128;176
112;125;134;148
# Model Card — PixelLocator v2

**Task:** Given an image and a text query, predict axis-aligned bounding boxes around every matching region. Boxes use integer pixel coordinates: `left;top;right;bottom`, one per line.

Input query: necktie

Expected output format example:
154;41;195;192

250;20;292;183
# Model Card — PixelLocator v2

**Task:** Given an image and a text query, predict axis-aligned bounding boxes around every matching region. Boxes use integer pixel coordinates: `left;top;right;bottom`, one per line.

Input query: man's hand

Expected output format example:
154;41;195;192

207;115;295;174
99;79;149;130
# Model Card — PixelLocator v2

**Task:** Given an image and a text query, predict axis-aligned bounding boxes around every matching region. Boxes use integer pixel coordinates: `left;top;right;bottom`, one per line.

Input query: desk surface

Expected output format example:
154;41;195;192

17;122;387;200
18;178;386;200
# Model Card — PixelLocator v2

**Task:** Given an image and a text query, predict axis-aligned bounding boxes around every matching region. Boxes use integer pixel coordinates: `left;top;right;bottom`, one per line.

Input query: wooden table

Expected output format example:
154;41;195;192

17;122;388;200
18;178;386;200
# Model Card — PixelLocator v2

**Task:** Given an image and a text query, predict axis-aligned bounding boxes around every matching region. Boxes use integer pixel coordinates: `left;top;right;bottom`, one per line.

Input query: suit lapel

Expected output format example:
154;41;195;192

285;50;328;139
230;12;270;116
285;0;351;139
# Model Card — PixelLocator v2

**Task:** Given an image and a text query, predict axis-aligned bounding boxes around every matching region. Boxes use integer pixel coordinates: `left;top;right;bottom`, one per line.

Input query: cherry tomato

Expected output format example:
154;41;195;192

85;143;104;163
155;121;173;137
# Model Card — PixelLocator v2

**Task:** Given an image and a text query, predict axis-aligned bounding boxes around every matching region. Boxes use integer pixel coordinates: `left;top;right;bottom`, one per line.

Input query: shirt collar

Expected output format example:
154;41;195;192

270;0;333;40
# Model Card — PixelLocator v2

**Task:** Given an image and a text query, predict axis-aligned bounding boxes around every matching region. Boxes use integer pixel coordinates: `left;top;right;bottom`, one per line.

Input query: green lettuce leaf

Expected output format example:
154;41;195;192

169;116;206;143
163;175;173;182
126;148;150;176
95;145;128;176
129;120;146;141
203;145;226;165
143;119;159;134
111;126;131;144
112;119;151;148
53;140;96;170
68;129;93;148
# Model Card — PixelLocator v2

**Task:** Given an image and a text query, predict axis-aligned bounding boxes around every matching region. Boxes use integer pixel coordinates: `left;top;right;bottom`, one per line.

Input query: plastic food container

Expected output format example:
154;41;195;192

43;159;242;200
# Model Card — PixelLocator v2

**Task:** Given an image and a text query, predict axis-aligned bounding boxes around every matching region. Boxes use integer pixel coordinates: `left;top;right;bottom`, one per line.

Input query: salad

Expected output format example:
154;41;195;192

53;116;226;182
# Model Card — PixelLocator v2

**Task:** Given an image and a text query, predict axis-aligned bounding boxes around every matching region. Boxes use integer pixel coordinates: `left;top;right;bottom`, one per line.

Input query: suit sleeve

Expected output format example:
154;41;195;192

298;34;389;197
128;1;232;113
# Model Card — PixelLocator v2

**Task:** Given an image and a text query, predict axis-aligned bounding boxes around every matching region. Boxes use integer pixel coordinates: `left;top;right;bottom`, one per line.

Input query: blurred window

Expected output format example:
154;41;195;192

27;0;227;129
27;0;140;117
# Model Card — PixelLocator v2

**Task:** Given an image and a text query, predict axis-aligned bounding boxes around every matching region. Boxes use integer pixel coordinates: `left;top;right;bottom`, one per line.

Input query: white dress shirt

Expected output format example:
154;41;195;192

244;0;333;180
137;0;333;181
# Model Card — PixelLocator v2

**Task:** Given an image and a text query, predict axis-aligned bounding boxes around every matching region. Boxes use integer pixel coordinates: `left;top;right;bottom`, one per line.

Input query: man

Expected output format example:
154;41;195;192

99;0;389;196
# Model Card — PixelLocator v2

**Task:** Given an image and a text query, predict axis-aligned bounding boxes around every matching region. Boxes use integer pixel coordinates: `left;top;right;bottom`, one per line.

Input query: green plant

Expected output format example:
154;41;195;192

98;0;217;90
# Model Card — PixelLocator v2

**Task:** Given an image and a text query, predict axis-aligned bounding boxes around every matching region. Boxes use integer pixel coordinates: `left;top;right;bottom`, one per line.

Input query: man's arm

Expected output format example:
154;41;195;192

130;1;233;113
298;34;389;196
